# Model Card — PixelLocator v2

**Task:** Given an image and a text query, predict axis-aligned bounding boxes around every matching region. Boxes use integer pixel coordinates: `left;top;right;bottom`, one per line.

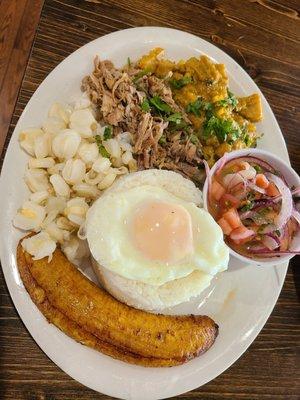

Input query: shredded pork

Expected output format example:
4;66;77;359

82;57;205;183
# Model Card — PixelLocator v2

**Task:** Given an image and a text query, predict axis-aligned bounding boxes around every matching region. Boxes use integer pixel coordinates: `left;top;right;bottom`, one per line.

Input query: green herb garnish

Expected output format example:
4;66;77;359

95;135;110;158
244;134;251;146
189;133;199;144
141;98;151;112
168;120;190;132
170;75;192;89
253;165;263;173
186;98;203;117
99;145;110;158
133;68;150;83
158;136;167;145
166;112;182;124
203;116;238;142
149;95;172;114
240;201;254;212
127;57;131;67
103;126;113;140
186;97;213;117
218;90;238;108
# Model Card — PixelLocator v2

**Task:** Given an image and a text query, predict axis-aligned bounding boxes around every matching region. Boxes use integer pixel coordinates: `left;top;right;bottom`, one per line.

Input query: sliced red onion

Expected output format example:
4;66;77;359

215;152;228;175
204;160;211;199
272;195;282;203
239;166;257;180
268;233;281;245
251;250;300;256
252;199;275;209
240;210;256;220
204;159;210;177
249;244;269;252
223;172;244;190
261;173;293;234
230;227;255;241
292;208;300;225
231;180;247;200
262;235;279;250
226;155;275;173
248;182;266;194
291;187;300;197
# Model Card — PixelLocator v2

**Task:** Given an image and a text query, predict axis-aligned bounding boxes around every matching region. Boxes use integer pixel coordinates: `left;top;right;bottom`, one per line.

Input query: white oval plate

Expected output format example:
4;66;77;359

0;27;289;400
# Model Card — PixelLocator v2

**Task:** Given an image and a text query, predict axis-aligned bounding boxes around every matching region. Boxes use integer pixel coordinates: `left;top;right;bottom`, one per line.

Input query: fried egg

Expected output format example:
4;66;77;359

86;170;229;287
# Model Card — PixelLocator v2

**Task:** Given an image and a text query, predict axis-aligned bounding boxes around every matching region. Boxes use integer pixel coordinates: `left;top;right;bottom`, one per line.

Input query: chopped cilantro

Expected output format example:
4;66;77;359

218;90;238;108
169;75;192;89
166;112;182;124
149;95;172;114
133;68;150;83
244;134;251;146
254;164;263;173
186;98;203;117
247;191;256;201
158;136;167;145
127;57;131;67
190;133;199;144
99;145;110;158
168;120;190;132
203;116;237;142
103;125;112;140
240;201;254;212
95;135;110;158
141;98;150;112
230;127;241;142
186;97;213;117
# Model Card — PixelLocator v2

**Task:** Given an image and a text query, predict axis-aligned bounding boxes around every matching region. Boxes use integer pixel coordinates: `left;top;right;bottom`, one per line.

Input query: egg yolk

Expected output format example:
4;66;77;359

130;200;193;263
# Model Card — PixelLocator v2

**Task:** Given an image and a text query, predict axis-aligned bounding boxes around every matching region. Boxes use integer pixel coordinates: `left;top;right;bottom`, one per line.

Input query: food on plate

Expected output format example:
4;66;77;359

17;241;218;367
15;48;262;264
13;49;259;366
207;154;300;258
14;99;136;264
85;169;229;311
82;47;262;177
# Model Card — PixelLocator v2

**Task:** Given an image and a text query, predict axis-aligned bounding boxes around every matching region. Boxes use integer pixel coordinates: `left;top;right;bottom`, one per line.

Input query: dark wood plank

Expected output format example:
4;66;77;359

0;0;27;89
0;0;44;154
0;0;299;399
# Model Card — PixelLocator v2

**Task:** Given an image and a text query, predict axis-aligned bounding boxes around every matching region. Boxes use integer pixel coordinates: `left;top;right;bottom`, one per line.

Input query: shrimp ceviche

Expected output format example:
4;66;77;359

208;155;300;258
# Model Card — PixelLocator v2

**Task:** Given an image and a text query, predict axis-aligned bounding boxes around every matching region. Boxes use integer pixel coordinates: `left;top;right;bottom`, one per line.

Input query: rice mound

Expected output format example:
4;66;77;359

91;169;208;312
93;259;213;311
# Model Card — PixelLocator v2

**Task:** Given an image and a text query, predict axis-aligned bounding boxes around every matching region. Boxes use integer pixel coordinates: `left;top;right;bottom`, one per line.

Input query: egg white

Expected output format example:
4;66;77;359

86;184;229;286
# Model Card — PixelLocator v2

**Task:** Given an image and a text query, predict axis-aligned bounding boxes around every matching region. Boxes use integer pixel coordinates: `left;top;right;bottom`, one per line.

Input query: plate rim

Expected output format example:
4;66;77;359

0;26;290;400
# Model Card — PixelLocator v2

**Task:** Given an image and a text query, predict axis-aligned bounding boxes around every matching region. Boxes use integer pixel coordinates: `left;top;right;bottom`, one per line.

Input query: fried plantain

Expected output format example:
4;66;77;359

17;240;218;367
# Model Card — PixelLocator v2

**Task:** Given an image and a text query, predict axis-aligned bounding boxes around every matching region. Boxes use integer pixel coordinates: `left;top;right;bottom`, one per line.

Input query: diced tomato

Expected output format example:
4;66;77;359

211;180;226;201
255;174;269;189
223;208;242;229
218;217;233;235
220;193;240;209
266;182;280;197
230;225;255;243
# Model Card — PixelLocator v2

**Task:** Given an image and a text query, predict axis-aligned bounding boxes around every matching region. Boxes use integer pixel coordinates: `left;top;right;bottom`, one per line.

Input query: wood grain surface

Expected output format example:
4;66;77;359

0;0;44;154
0;0;299;399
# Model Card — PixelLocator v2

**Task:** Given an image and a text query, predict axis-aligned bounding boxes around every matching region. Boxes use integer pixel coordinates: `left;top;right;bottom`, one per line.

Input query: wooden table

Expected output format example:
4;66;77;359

0;1;299;399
